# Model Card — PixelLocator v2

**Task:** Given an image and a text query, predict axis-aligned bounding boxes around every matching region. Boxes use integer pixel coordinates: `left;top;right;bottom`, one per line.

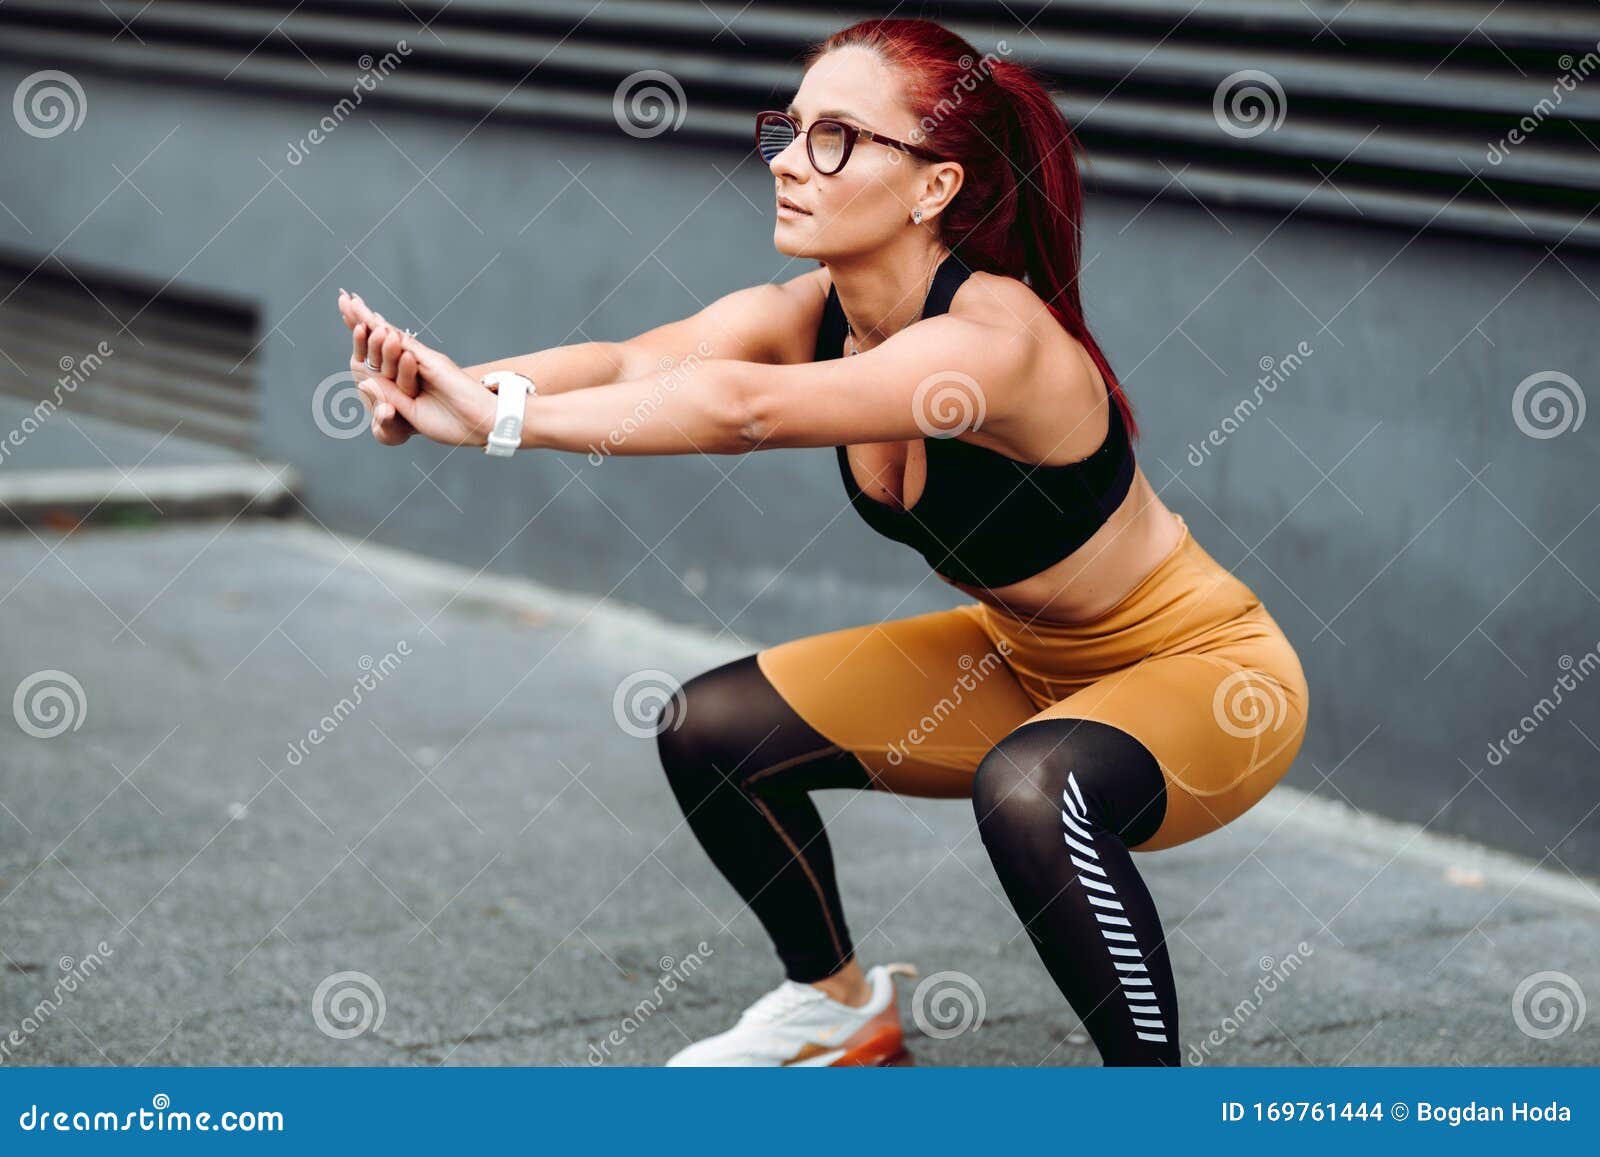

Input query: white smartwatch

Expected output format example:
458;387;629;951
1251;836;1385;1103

480;371;536;457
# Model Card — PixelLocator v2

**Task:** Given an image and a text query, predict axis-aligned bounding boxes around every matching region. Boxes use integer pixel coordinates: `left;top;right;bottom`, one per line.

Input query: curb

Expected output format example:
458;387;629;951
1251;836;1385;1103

0;461;301;528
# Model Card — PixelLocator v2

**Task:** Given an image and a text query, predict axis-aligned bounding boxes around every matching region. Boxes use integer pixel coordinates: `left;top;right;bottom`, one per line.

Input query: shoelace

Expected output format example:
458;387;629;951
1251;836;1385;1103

741;981;828;1024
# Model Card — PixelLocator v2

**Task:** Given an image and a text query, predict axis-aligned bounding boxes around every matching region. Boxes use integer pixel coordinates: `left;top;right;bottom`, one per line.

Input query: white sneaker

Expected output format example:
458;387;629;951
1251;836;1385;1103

666;962;919;1067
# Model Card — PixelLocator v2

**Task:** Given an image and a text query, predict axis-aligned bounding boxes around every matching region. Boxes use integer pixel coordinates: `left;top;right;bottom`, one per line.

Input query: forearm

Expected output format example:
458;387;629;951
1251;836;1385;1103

517;360;749;457
464;340;637;397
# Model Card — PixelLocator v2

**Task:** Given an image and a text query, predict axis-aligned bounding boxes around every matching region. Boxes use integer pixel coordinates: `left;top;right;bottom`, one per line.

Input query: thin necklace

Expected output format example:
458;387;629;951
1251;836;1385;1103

841;247;949;356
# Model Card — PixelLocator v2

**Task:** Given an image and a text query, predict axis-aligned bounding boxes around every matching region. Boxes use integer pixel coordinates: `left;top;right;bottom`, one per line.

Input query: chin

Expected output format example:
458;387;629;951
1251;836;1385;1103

774;237;824;262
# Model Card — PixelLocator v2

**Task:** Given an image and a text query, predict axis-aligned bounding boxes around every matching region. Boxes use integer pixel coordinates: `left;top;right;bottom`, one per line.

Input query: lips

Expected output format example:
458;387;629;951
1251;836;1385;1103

777;196;811;214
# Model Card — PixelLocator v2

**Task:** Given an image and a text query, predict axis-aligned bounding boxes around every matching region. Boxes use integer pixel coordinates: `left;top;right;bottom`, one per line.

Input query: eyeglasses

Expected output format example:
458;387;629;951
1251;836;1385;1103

754;110;945;176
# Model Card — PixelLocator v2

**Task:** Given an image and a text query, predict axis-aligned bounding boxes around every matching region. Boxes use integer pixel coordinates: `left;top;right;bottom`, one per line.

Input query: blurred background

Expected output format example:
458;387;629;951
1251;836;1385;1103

1;1;1596;1066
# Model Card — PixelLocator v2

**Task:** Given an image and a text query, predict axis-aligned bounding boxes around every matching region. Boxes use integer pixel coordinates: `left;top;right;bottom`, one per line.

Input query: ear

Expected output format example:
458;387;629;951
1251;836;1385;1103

925;160;963;216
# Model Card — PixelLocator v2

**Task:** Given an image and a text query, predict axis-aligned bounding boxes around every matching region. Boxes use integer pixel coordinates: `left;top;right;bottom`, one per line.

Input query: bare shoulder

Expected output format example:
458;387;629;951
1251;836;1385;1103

946;268;1110;464
947;268;1079;365
768;266;832;365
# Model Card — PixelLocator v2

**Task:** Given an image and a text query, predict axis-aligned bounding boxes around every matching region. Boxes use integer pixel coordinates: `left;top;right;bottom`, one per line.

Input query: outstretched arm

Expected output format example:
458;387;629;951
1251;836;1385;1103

339;271;820;397
340;273;822;446
361;304;1037;459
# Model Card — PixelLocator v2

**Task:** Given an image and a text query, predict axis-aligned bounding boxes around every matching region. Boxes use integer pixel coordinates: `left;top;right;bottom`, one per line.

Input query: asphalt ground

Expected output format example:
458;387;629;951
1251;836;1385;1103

2;515;1596;1067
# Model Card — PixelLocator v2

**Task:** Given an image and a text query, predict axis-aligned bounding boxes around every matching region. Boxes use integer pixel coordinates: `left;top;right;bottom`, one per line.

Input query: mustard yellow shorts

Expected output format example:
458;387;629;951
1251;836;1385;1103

755;514;1311;851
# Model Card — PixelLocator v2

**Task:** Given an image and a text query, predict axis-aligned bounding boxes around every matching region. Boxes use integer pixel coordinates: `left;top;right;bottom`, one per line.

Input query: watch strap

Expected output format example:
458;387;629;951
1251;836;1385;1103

481;371;534;456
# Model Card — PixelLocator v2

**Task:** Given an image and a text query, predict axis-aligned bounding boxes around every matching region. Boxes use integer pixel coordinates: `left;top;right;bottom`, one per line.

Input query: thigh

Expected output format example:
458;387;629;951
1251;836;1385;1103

1026;612;1311;851
756;603;1040;797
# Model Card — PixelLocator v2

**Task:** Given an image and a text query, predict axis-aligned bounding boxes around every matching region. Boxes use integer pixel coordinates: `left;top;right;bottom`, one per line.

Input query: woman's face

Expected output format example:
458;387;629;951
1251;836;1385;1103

768;48;939;261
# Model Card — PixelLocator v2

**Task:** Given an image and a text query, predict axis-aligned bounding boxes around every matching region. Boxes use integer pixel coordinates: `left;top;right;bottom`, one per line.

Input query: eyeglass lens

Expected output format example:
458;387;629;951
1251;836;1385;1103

758;117;847;173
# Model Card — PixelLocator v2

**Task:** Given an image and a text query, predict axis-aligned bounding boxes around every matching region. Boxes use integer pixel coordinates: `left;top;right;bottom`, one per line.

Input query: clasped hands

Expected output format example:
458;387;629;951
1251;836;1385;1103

336;288;497;448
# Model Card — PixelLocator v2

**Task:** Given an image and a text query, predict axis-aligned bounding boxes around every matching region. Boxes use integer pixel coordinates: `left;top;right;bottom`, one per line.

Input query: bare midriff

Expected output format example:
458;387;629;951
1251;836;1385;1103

935;468;1185;625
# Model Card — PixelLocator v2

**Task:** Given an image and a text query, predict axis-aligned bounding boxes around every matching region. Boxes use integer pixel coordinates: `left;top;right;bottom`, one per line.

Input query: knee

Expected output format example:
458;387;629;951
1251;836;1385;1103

972;718;1165;847
653;674;719;786
971;722;1076;841
653;655;762;789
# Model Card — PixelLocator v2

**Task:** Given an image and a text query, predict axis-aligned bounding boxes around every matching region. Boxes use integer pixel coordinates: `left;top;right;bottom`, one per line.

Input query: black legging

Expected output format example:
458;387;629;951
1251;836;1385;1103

655;653;1181;1066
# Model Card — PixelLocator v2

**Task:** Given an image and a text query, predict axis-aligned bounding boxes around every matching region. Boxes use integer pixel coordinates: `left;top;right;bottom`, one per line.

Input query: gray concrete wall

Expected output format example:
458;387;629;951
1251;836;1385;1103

1;65;1595;874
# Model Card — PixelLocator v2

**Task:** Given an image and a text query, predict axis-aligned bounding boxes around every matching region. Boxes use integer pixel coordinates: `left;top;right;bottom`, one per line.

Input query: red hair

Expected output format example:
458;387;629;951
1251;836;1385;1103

802;18;1138;440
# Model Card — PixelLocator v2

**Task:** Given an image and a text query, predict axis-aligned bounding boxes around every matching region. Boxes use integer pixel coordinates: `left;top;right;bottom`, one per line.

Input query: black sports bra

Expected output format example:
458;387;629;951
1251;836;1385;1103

824;251;1136;588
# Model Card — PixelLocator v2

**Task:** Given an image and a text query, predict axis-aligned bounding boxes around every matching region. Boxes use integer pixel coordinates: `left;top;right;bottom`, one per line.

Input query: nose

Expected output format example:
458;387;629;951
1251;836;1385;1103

767;132;809;183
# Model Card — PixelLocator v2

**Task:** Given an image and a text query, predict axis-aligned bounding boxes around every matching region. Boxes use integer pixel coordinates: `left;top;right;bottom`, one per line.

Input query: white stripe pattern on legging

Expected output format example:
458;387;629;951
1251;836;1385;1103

1062;772;1168;1044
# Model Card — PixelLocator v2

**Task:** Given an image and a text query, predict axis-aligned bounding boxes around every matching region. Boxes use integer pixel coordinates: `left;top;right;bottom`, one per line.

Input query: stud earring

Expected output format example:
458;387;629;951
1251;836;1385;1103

912;207;923;224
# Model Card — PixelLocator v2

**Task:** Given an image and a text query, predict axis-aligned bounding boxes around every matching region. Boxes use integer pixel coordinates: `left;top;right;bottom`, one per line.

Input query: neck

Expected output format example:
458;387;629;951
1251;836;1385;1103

827;239;950;348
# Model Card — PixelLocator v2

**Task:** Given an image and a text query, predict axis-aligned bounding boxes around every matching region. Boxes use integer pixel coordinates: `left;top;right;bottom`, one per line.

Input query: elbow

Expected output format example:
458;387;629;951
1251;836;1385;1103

718;364;780;454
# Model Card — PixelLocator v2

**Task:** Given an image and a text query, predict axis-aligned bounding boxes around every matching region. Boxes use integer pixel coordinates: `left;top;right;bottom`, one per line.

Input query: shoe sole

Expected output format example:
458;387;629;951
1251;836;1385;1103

825;1008;907;1067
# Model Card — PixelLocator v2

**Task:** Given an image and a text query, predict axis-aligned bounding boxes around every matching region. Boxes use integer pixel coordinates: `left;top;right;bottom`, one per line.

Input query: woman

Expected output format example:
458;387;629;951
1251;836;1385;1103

338;17;1309;1068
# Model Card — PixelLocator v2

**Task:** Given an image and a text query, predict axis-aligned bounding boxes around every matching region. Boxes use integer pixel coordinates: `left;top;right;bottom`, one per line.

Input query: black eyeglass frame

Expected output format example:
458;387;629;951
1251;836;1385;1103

754;110;947;175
